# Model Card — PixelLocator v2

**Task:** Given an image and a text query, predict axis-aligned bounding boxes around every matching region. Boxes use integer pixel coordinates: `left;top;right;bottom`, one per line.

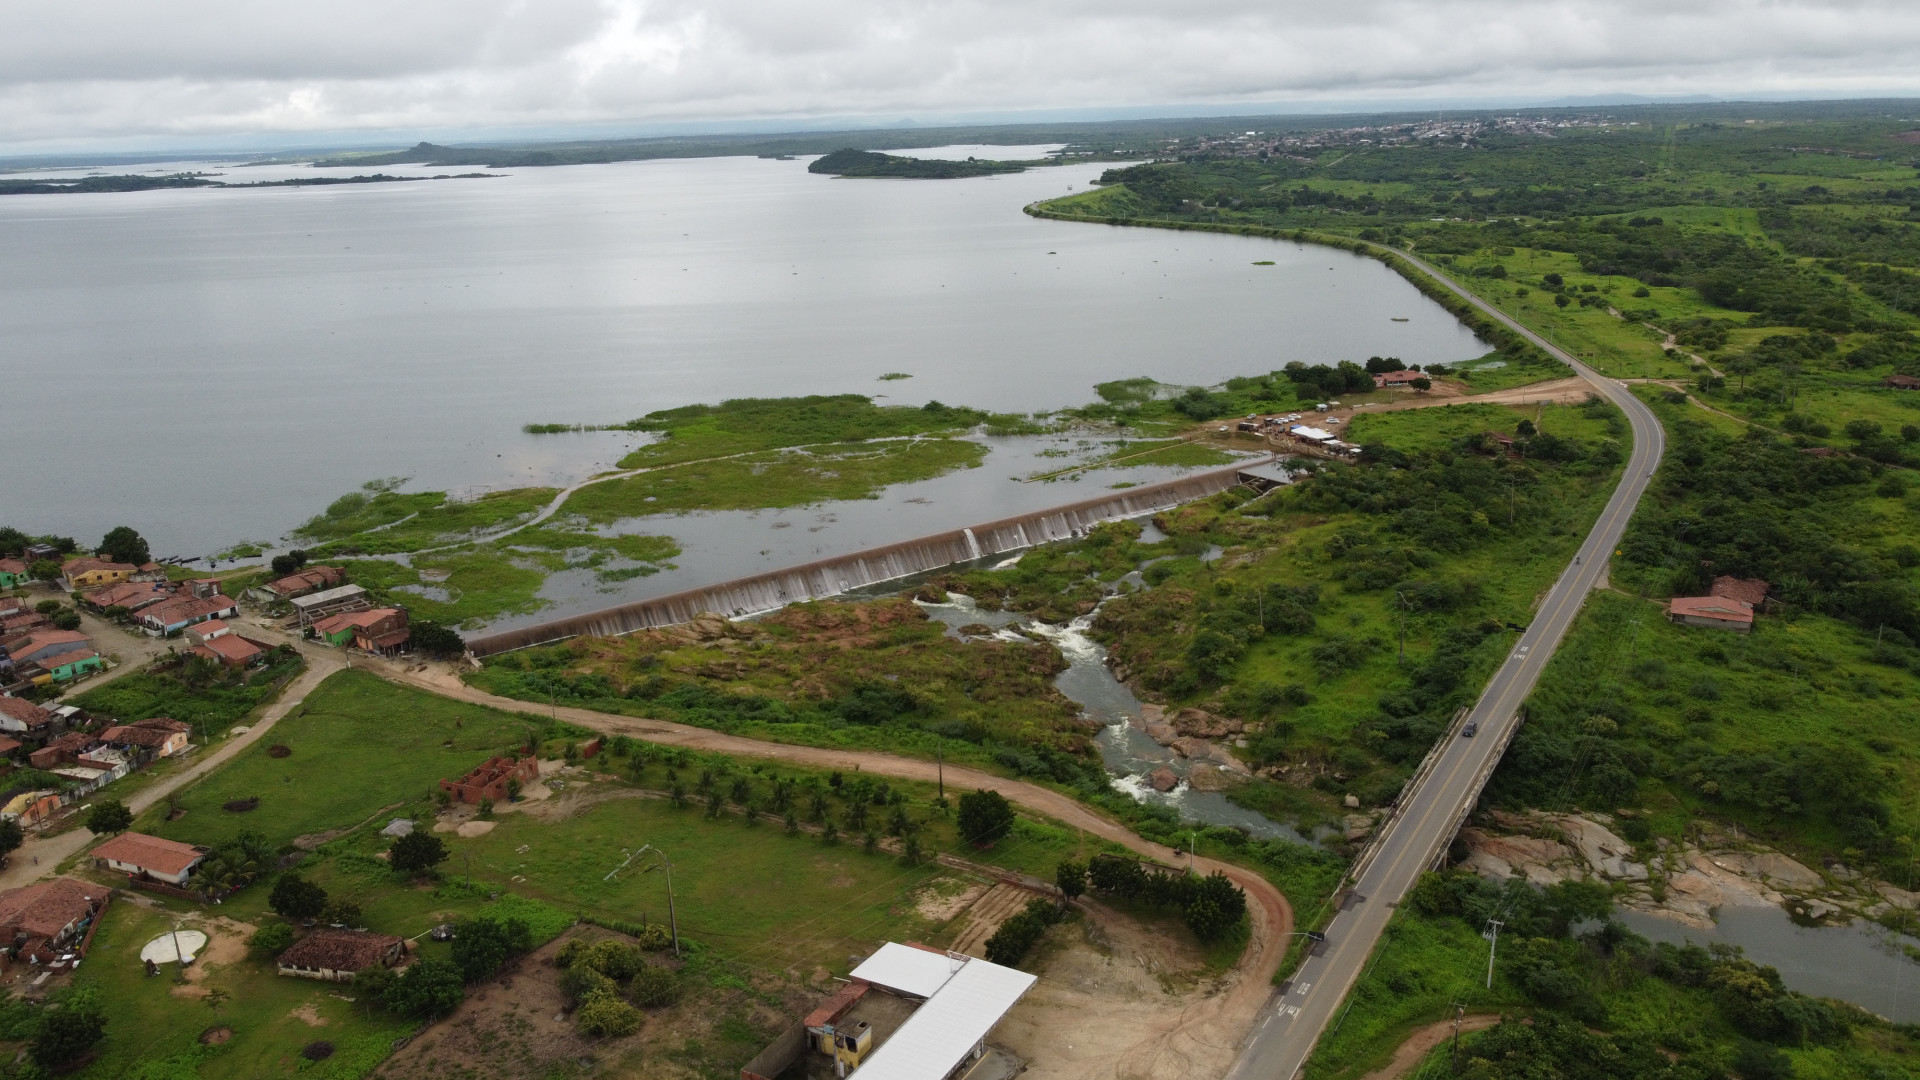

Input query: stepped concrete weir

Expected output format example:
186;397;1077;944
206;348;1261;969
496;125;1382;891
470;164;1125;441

463;461;1259;656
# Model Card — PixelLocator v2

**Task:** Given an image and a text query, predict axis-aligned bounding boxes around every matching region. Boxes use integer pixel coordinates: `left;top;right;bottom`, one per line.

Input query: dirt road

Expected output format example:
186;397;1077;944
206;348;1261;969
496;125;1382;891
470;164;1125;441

361;657;1294;1078
1357;1014;1500;1080
0;654;345;892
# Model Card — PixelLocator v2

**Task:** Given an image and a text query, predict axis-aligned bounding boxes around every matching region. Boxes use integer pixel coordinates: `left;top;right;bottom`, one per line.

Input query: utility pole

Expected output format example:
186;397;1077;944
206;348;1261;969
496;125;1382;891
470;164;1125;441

1483;918;1505;989
1189;831;1197;874
1451;1002;1465;1071
936;745;944;802
609;843;682;957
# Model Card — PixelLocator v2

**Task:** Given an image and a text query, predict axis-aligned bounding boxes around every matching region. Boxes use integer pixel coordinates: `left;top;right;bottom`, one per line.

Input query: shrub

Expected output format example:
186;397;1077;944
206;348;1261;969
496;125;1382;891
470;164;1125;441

30;1000;106;1069
247;922;295;956
450;915;532;983
983;899;1061;968
385;958;464;1018
302;1041;334;1061
629;964;682;1008
575;993;642;1037
585;940;645;980
558;965;616;1005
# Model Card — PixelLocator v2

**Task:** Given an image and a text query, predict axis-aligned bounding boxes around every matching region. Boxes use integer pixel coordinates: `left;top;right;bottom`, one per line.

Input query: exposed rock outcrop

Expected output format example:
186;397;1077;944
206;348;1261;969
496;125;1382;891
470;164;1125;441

1456;809;1868;930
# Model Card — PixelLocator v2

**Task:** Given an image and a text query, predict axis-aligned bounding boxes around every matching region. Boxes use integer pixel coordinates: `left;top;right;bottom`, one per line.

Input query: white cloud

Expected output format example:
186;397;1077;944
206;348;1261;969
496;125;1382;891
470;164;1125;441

3;0;1917;149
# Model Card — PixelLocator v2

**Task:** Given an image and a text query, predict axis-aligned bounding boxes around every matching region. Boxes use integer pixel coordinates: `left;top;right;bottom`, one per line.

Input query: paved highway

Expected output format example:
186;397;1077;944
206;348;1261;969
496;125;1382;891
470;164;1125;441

1225;249;1667;1080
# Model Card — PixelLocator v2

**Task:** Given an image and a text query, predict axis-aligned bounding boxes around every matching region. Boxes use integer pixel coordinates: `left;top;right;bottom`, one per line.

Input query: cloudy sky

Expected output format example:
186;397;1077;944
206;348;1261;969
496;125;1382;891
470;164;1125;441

7;0;1920;152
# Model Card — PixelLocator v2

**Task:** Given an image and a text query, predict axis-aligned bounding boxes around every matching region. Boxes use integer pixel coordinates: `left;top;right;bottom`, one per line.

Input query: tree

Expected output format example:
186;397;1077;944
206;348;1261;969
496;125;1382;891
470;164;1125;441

1182;872;1249;941
248;922;295;956
410;620;466;659
0;819;20;862
389;831;448;875
0;527;27;557
450;916;532;983
98;526;150;567
30;1000;106;1069
1055;860;1087;901
1410;377;1432;392
84;800;132;835
50;609;81;631
270;550;311;576
384;958;464;1017
28;560;61;583
957;789;1015;848
268;872;328;920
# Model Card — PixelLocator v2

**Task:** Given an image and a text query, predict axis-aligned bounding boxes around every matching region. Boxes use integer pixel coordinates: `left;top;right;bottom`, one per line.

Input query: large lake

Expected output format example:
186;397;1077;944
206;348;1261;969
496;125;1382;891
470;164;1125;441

0;150;1485;568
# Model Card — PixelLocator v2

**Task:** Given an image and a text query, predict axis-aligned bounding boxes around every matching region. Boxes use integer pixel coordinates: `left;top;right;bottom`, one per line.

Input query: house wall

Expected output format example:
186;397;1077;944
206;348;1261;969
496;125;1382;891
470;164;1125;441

102;856;197;885
1670;613;1751;633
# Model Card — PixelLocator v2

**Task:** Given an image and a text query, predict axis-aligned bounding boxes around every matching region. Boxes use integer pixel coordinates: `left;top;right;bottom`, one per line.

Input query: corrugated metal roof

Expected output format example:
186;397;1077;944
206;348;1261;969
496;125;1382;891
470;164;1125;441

850;957;1036;1080
1289;425;1334;441
849;942;963;999
1236;463;1294;486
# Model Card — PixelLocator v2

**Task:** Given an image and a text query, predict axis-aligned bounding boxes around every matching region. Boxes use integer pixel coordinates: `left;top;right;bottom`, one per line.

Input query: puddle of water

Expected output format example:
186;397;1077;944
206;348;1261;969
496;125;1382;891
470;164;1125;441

1616;906;1920;1022
916;591;1311;845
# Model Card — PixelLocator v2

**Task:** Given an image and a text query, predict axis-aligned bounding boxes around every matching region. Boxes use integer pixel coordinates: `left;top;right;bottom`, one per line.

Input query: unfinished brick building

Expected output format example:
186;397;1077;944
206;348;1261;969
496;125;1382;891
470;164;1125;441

439;755;539;804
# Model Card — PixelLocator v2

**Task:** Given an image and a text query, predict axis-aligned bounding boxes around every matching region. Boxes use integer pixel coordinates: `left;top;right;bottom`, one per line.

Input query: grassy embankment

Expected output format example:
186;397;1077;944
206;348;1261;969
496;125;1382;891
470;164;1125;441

58;669;1160;1080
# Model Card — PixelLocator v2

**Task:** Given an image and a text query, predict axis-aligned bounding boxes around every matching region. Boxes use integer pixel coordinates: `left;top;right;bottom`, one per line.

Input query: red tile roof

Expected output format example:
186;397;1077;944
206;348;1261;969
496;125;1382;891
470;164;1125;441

103;725;179;749
0;738;21;756
0;878;101;939
1375;369;1425;384
277;929;403;973
86;582;171;610
141;594;235;627
0;559;26;576
90;832;205;877
193;636;263;665
37;651;99;672
1710;576;1769;608
132;717;190;734
804;979;871;1028
0;698;53;729
1667;596;1754;625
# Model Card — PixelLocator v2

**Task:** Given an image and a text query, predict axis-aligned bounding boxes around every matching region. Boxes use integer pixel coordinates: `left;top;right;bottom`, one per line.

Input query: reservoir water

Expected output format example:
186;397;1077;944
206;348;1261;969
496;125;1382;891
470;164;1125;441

0;152;1485;562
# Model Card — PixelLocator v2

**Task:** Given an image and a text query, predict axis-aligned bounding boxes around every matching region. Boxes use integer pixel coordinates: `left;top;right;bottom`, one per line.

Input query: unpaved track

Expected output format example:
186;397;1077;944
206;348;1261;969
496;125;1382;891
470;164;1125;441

1357;1015;1499;1080
362;657;1293;1079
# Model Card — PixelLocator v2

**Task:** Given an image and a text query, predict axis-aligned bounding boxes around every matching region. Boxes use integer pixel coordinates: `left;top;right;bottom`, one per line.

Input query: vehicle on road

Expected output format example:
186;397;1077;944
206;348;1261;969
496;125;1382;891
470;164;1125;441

1462;720;1478;737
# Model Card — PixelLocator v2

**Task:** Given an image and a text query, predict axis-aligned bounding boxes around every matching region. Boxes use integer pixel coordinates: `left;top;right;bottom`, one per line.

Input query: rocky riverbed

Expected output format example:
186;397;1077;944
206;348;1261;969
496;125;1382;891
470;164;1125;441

1459;809;1920;931
1132;704;1254;793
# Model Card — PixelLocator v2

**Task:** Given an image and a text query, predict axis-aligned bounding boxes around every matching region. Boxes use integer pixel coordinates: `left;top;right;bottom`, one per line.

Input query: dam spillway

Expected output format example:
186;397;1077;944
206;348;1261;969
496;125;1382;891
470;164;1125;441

463;462;1252;656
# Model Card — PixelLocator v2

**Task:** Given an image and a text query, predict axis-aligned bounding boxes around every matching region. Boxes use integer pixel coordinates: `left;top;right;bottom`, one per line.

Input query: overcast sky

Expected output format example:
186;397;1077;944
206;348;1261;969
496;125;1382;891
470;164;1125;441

7;0;1920;152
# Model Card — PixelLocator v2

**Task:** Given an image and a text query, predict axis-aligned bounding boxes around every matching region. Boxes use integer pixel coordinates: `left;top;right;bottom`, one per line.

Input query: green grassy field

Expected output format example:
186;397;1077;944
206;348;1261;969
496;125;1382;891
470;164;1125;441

133;670;537;850
67;902;417;1080
563;437;987;523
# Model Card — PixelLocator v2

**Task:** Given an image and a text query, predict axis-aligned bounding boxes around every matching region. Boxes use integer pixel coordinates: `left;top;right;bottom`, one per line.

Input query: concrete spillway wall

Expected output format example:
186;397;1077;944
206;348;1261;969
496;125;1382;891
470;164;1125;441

464;463;1250;656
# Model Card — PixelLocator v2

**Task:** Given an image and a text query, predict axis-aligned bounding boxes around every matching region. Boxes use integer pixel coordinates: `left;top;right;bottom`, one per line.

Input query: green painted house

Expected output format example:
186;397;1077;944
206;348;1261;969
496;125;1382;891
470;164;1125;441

35;652;104;683
0;559;26;588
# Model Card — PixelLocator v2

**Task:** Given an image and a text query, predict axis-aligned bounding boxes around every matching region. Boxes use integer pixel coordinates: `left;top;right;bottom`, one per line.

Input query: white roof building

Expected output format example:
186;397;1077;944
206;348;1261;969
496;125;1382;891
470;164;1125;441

846;944;1038;1080
1289;425;1336;442
851;942;967;999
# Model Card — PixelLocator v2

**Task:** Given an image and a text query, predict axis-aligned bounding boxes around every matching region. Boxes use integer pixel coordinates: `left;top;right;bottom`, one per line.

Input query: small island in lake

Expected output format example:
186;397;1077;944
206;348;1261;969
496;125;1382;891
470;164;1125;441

807;148;1029;178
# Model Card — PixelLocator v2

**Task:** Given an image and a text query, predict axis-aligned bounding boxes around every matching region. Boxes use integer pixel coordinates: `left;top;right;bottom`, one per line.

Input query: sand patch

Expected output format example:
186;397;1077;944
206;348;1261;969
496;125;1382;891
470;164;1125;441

290;1002;330;1027
456;821;496;837
915;879;989;923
